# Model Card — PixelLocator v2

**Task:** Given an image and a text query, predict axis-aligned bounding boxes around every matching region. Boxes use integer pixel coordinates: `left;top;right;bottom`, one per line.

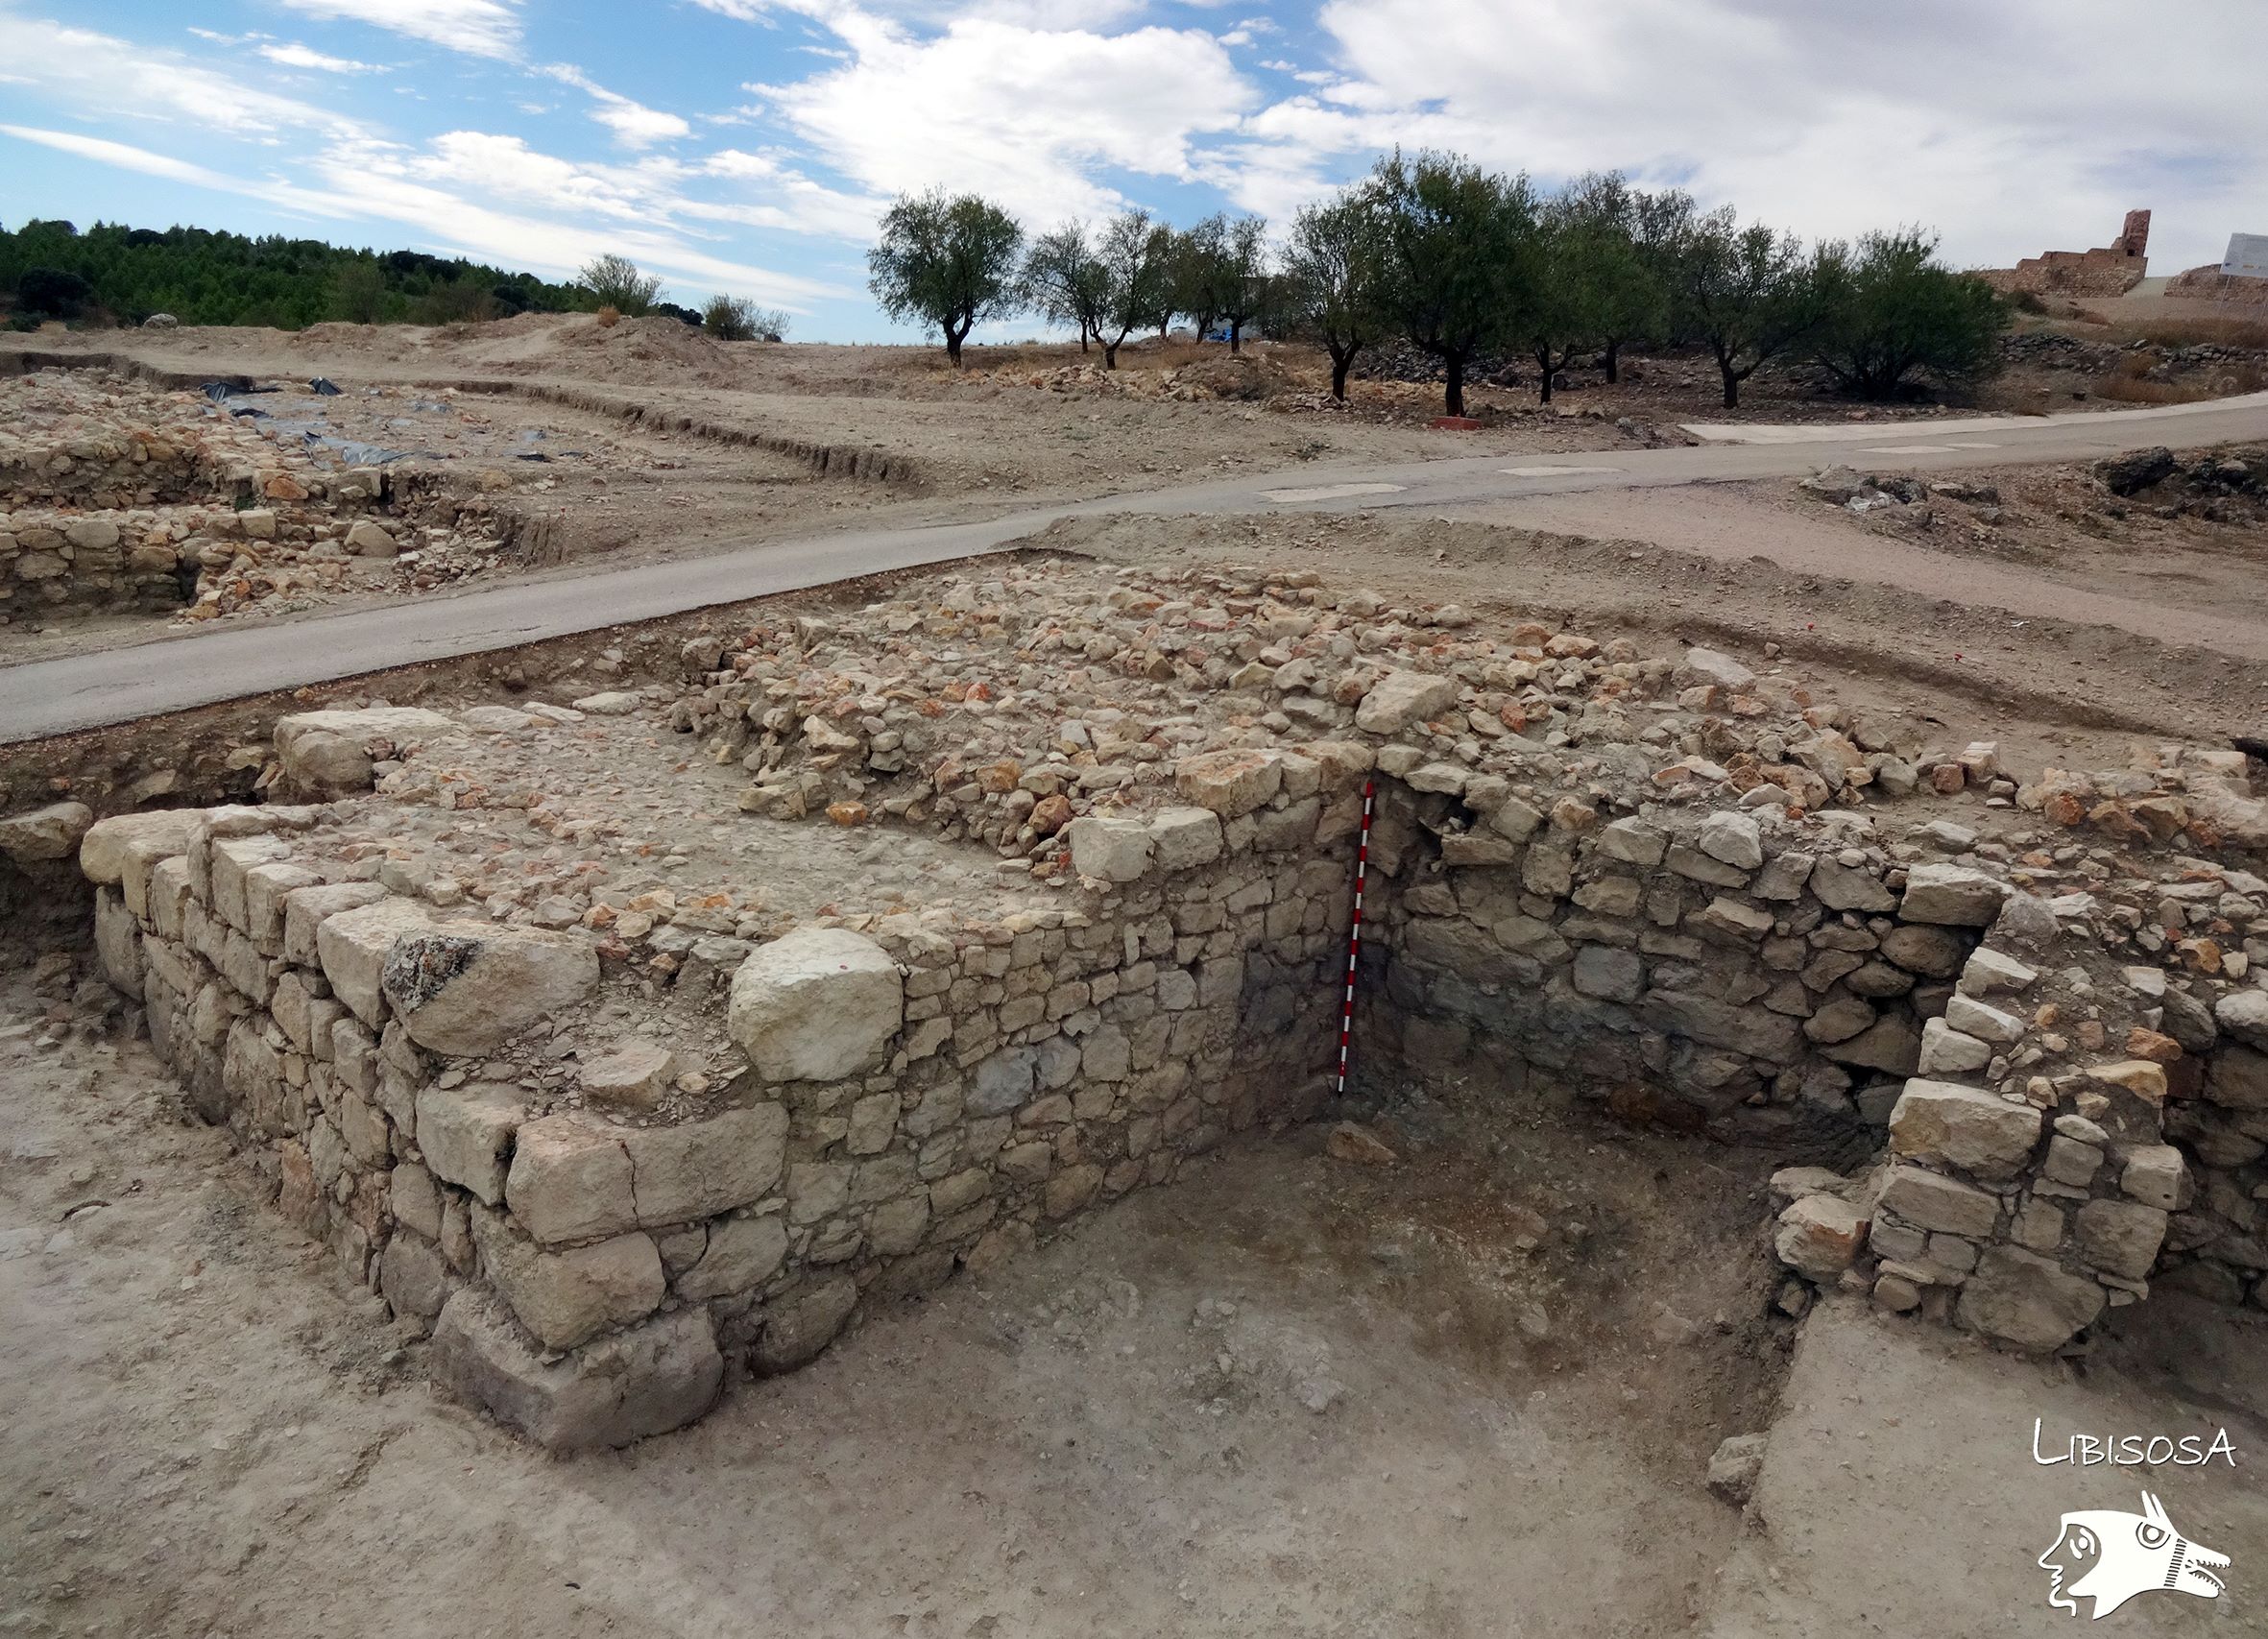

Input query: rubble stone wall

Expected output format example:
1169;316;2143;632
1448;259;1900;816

34;555;2268;1450
1360;776;1982;1145
72;777;1346;1449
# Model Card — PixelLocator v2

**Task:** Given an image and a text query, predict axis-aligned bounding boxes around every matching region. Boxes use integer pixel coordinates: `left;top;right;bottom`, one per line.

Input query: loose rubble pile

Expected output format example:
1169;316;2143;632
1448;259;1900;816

12;556;2267;1446
0;369;522;626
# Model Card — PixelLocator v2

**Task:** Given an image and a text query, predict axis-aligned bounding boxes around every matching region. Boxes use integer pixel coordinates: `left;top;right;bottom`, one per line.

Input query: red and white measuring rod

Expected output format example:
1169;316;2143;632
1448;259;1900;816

1335;778;1377;1097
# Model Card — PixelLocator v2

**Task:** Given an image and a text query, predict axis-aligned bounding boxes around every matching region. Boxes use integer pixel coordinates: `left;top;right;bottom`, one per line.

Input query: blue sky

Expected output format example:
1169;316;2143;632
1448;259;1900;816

2;0;2263;342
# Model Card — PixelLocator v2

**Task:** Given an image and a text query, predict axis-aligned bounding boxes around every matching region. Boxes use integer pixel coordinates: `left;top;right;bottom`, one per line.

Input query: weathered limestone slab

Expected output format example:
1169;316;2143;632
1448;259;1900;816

1896;864;2009;927
470;1210;666;1350
727;928;902;1082
1956;1246;2105;1351
429;1292;721;1451
380;924;599;1055
316;898;436;1026
1888;1080;2042;1179
506;1105;787;1244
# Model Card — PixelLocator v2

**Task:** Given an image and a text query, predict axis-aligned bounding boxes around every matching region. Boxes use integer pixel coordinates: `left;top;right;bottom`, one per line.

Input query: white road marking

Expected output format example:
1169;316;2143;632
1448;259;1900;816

1500;464;1625;477
1258;481;1407;502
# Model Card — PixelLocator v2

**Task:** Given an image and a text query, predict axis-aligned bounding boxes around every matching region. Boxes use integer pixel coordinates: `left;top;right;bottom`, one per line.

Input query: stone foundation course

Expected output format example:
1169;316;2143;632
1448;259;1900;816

26;555;2268;1446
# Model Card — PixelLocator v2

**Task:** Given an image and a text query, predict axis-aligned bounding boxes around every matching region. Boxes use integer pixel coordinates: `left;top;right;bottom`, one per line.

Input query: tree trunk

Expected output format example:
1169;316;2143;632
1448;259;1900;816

1078;325;1090;354
1721;362;1740;408
1603;339;1620;384
1330;349;1352;401
1103;339;1121;369
1534;347;1554;404
1443;353;1465;418
946;327;963;368
1228;321;1242;355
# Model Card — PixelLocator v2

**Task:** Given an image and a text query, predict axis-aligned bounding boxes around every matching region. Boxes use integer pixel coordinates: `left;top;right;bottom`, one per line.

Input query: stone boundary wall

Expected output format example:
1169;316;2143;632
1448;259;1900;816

69;769;1346;1448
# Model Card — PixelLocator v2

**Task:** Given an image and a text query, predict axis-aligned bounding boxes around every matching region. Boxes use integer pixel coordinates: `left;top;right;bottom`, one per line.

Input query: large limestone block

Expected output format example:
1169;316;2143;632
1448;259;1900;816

381;924;599;1055
470;1210;665;1350
677;1215;789;1302
2072;1198;2168;1281
317;898;435;1025
1147;806;1224;870
1873;1164;2001;1238
2216;990;2268;1051
429;1292;722;1451
1889;1079;2042;1179
506;1105;787;1244
1956;1246;2104;1352
727;928;902;1082
752;1275;859;1374
1896;864;2010;927
1639;989;1805;1064
282;880;389;967
1773;1194;1867;1280
0;801;92;864
79;809;197;886
274;706;457;756
415;1082;524;1204
1065;816;1154;882
622;1105;789;1228
506;1113;637;1243
1354;669;1457;735
1172;748;1283;818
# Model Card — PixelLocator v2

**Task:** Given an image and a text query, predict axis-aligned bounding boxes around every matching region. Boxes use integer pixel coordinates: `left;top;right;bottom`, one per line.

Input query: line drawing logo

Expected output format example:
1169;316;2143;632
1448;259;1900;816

2038;1491;2230;1619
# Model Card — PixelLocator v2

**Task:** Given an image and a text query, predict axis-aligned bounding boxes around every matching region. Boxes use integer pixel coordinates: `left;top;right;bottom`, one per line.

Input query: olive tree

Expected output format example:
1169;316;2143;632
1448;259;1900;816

1022;222;1109;352
1281;187;1391;399
1371;149;1535;416
866;189;1025;366
1086;209;1174;369
1185;212;1270;352
1808;229;2008;400
1666;207;1819;409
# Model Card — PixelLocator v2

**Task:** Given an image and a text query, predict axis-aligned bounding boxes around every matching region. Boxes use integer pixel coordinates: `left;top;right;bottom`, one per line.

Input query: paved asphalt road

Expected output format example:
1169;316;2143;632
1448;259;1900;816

4;391;2265;744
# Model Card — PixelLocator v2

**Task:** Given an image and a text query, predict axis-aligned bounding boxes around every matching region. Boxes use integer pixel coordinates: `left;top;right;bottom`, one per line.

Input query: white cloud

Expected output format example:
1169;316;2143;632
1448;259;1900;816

758;9;1256;222
259;41;385;72
0;13;368;139
273;0;520;60
0;125;364;218
1292;0;2268;273
543;64;693;148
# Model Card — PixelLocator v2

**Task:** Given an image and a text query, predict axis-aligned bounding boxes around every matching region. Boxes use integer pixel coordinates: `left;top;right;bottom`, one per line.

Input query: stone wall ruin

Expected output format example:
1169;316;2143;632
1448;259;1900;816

22;558;2268;1447
1982;209;2152;299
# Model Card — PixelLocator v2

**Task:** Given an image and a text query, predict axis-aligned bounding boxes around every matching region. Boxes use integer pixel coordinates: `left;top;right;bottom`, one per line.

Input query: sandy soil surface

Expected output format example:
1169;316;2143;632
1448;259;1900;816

1454;465;2268;663
1703;1294;2268;1636
0;955;1787;1638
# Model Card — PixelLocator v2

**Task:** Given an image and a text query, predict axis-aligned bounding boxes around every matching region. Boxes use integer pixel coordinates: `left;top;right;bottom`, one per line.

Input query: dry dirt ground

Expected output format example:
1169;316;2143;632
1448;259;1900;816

1708;1293;2268;1637
0;958;1786;1639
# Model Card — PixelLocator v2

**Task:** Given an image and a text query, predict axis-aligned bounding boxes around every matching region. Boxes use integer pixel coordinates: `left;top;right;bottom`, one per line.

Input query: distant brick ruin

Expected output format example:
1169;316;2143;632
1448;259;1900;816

1984;210;2152;299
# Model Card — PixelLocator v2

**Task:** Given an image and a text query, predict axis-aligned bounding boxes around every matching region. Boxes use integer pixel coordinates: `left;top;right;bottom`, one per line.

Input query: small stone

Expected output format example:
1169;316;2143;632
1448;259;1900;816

1705;1434;1767;1506
1325;1121;1398;1166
